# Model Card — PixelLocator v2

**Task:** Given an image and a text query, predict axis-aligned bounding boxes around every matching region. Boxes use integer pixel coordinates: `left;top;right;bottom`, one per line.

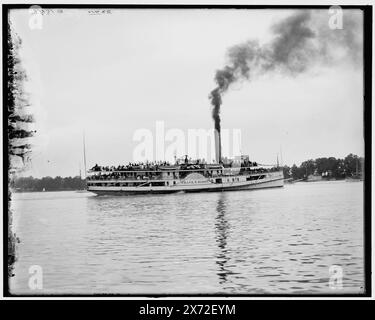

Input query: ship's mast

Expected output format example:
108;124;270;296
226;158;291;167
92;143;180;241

83;132;87;179
280;145;283;167
277;154;279;168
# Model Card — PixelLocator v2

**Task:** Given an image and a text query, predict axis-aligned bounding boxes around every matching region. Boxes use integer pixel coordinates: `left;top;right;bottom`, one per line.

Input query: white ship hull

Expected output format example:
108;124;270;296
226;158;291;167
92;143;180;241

87;171;284;195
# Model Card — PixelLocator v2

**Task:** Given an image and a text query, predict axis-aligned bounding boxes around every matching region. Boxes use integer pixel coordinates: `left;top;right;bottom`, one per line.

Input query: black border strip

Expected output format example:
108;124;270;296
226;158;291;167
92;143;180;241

363;3;372;299
2;4;372;298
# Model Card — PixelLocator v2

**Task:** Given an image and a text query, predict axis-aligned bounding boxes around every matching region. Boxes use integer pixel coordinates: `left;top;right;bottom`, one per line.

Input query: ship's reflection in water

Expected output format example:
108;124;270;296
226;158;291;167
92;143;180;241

215;193;232;286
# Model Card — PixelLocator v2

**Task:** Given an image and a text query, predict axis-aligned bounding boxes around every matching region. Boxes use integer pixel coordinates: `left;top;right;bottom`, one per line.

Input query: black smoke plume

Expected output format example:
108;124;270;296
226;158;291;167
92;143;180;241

209;10;362;132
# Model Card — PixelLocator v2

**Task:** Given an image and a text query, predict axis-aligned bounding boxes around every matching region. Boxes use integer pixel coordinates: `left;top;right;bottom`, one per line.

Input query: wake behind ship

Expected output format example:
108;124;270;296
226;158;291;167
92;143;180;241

86;155;284;195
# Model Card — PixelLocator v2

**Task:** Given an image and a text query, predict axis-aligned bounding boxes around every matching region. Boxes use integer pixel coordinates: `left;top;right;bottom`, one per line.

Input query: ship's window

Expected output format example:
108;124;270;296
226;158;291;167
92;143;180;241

173;181;176;185
151;181;165;186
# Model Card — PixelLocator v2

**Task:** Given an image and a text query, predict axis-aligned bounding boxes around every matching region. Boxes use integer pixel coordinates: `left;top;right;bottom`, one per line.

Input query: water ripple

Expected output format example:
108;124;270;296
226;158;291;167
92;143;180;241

10;181;364;294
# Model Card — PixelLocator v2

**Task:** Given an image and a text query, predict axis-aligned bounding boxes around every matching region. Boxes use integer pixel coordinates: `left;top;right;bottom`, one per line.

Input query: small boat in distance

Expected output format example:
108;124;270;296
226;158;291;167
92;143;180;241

86;155;284;195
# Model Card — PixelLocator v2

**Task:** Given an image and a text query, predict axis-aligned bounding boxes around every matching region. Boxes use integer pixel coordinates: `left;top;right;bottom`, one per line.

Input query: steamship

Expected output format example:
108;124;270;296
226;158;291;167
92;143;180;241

86;146;284;195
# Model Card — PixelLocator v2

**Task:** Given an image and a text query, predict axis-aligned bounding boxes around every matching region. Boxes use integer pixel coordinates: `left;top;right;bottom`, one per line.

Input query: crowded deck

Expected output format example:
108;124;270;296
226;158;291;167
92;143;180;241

87;156;280;182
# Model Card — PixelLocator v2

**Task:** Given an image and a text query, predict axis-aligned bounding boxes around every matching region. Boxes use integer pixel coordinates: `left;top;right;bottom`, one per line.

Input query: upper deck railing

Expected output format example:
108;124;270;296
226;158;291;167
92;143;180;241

88;166;280;173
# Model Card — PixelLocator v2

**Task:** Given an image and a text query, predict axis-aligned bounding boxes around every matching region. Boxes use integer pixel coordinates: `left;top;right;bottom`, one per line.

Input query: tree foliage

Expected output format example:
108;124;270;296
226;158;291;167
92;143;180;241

282;154;363;180
11;176;86;192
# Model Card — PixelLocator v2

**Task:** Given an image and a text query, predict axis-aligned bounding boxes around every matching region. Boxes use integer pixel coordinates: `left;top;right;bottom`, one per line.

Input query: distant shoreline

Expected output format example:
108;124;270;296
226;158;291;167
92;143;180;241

9;153;363;193
11;188;87;193
11;179;364;194
10;176;86;193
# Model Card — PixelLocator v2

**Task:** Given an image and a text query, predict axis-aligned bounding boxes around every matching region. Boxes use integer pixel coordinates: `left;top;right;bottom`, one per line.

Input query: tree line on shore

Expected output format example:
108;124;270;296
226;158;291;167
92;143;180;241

281;153;363;180
10;153;363;192
11;176;86;192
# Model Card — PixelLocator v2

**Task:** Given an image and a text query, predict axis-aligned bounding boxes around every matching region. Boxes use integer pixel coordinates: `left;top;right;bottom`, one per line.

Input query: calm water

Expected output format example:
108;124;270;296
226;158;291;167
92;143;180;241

10;181;364;295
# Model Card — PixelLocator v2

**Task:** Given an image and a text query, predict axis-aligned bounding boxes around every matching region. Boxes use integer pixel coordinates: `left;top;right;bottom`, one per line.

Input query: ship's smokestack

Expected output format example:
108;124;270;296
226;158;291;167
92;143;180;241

214;129;221;164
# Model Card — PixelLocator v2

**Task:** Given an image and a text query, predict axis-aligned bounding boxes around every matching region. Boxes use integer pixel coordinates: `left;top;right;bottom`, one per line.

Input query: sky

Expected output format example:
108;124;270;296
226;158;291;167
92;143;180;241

10;8;364;178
